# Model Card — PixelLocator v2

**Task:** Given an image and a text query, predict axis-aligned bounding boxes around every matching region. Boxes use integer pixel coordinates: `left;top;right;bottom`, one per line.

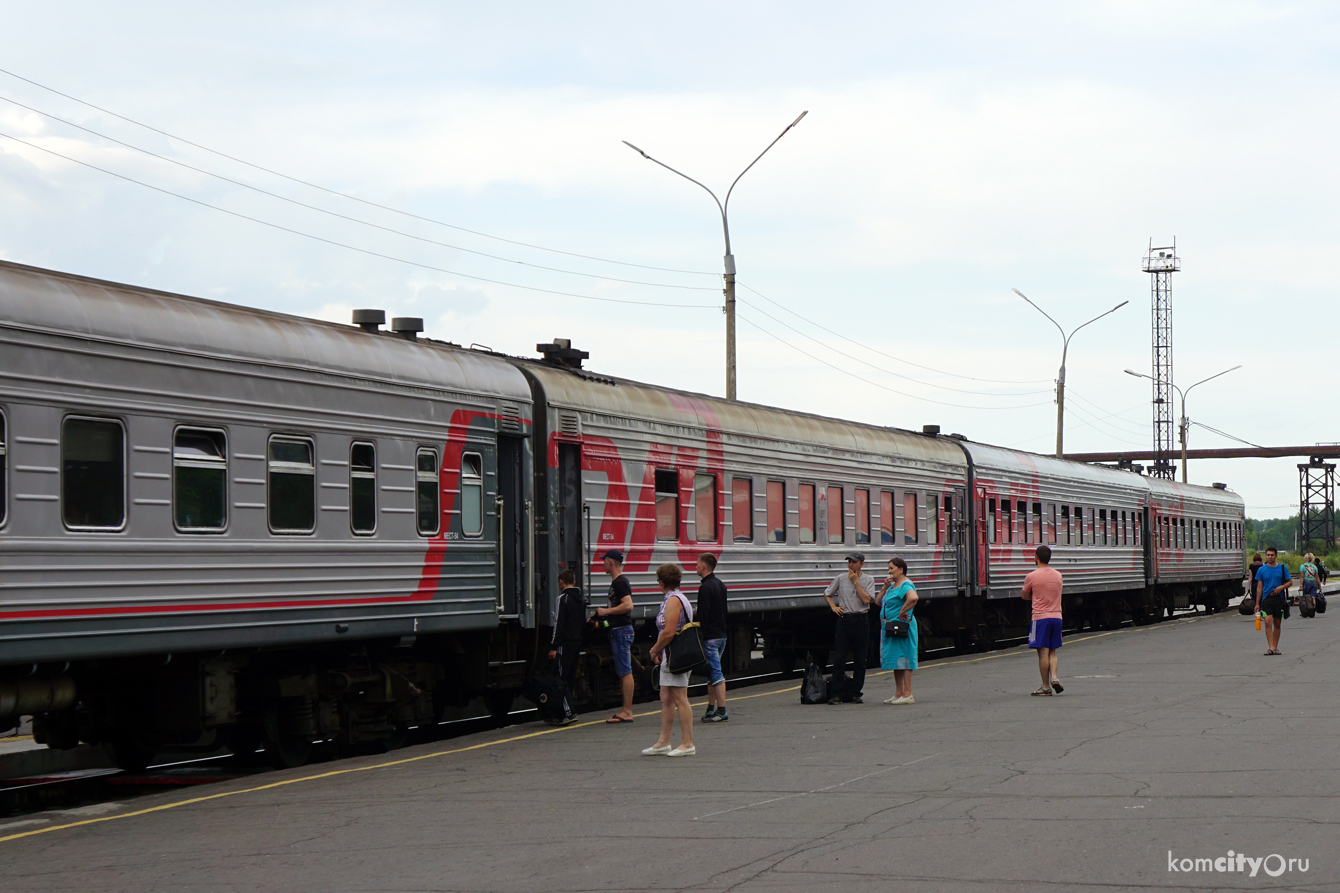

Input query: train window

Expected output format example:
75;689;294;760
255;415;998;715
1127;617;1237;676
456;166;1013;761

732;477;753;543
880;491;894;544
1073;507;1084;545
987;498;996;544
416;449;442;536
826;486;844;544
0;410;6;527
1014;500;1026;543
350;443;376;534
1060;505;1070;544
1049;504;1057;544
61;417;126;530
943;495;955;545
459;452;484;537
1032;502;1042;544
855;488;871;545
1119;511;1127;546
268;436;315;533
767;481;785;543
904;492;918;545
926;494;939;545
1001;500;1012;543
173;428;227;531
1099;509;1107;546
695;473;717;543
655;470;679;541
798;484;816;544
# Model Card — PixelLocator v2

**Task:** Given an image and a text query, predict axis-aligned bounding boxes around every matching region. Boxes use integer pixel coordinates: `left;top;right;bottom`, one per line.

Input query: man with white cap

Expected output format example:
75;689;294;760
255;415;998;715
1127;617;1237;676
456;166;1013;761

823;551;875;704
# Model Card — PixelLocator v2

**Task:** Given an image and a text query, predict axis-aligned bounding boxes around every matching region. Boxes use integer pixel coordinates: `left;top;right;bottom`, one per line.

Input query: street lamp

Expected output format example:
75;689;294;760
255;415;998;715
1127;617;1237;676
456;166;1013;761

1013;289;1129;459
623;111;808;401
1124;366;1242;483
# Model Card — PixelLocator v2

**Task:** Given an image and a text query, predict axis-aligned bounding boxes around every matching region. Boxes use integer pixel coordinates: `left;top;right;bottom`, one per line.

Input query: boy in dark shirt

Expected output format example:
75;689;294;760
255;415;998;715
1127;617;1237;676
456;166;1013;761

695;553;730;722
548;568;586;721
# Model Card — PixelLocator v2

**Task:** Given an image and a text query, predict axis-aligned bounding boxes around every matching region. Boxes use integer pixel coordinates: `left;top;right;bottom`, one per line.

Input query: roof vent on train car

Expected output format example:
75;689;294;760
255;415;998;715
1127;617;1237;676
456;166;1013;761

1212;482;1228;490
390;317;424;340
500;403;522;433
352;309;386;332
922;425;940;436
537;338;589;369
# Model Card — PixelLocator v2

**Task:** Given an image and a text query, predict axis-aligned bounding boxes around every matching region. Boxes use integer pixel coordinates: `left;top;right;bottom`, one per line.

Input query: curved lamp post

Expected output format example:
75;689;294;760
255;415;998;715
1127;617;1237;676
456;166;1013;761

624;111;807;400
1125;365;1242;482
1013;288;1128;458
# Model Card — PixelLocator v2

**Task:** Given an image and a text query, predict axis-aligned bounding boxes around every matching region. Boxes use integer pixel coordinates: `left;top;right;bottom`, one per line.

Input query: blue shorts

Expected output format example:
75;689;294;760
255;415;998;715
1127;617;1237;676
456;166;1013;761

1028;618;1062;650
704;638;727;686
1303;580;1319;596
608;625;635;677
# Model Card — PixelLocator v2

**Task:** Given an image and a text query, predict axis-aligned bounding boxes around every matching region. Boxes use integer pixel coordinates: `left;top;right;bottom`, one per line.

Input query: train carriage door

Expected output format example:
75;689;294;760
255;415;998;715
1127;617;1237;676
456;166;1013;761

1143;506;1156;585
496;435;528;617
556;443;585;595
975;486;990;590
951;489;969;591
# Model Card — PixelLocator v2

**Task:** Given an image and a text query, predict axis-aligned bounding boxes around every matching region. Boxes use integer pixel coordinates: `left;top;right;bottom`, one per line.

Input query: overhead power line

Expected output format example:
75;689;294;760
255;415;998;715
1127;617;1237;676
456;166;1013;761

0;65;718;277
736;296;1050;398
737;281;1054;385
0;130;716;310
1191;421;1265;450
736;311;1054;411
0;93;716;293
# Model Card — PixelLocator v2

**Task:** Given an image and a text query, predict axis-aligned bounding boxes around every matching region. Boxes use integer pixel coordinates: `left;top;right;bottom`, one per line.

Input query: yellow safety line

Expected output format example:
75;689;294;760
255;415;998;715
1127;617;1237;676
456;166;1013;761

2;735;35;743
0;611;1209;845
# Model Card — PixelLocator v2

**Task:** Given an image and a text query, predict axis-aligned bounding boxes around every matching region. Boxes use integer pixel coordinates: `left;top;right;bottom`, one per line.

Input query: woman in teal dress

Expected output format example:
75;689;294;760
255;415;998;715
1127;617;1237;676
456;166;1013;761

878;557;919;704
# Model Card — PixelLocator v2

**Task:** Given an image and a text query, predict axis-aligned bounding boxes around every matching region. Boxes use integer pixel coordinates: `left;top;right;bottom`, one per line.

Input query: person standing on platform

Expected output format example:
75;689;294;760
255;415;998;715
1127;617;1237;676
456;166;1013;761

547;568;585;723
695;553;730;723
1300;553;1321;611
878;557;919;704
1022;545;1064;696
645;563;696;757
1254;546;1291;655
823;551;875;704
593;549;635;723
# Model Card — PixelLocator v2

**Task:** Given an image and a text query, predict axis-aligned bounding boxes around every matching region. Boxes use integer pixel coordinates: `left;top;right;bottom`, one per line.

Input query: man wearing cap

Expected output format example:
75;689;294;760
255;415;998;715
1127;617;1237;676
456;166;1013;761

594;549;636;723
823;551;876;704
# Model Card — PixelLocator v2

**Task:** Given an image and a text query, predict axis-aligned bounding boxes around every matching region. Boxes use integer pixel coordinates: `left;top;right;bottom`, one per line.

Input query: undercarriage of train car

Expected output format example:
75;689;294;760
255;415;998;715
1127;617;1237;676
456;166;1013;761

14;624;542;771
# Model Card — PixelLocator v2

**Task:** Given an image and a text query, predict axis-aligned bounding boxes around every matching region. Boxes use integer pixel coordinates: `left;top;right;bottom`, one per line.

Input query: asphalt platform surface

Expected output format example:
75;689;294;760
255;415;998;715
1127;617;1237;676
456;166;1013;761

2;609;1336;892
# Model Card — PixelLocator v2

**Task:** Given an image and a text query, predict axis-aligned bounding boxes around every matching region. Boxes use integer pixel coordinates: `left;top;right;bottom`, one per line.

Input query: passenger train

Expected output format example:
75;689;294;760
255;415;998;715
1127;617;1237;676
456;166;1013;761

0;261;1245;767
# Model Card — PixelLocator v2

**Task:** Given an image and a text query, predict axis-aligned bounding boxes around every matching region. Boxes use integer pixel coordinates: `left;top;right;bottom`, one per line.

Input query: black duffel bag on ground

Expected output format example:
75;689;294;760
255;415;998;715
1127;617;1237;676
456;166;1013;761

1318;592;1328;614
666;621;707;674
521;659;571;724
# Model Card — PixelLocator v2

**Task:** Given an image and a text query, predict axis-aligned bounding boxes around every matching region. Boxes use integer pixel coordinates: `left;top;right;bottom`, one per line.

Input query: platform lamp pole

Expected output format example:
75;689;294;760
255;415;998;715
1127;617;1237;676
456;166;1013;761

1125;365;1241;482
1013;289;1128;459
623;111;807;401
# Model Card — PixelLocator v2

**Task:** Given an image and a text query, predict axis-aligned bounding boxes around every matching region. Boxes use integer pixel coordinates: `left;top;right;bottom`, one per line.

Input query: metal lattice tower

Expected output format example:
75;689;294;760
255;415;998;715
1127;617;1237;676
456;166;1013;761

1299;457;1336;550
1142;240;1179;480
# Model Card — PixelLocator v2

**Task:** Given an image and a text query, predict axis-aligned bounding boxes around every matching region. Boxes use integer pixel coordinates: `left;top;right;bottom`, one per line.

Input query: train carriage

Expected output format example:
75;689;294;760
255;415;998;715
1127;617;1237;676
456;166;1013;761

0;261;536;765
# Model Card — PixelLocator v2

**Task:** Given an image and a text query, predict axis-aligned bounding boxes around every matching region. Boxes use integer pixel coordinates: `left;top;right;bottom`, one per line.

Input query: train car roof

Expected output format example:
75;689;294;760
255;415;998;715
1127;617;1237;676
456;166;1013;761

957;440;1153;491
1144;475;1245;511
0;260;532;404
517;359;967;466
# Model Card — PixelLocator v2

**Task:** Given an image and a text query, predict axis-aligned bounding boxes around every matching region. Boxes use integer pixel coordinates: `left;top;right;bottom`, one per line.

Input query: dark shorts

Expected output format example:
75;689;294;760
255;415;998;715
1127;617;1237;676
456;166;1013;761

1260;594;1286;619
1028;618;1063;650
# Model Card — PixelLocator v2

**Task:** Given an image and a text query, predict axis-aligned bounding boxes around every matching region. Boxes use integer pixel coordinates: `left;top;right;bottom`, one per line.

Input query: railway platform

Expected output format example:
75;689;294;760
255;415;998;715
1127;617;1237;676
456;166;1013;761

2;607;1337;892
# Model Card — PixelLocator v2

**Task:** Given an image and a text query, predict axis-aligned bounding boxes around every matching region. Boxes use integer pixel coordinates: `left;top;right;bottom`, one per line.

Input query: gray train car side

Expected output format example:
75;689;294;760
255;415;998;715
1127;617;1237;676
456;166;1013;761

0;261;536;765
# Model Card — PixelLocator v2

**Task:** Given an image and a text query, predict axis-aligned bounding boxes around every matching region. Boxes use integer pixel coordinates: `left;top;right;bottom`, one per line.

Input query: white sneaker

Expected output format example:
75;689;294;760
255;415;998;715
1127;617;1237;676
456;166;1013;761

883;696;901;704
641;744;672;755
666;745;696;757
901;696;915;705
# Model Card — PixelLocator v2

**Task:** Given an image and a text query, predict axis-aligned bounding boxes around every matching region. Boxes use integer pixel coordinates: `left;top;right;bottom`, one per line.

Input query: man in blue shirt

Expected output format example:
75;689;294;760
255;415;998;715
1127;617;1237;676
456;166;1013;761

1254;547;1291;655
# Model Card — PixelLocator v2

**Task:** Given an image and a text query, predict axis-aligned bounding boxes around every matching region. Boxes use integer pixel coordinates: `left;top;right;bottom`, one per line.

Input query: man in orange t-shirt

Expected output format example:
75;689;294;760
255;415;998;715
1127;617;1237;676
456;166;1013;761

1021;544;1064;696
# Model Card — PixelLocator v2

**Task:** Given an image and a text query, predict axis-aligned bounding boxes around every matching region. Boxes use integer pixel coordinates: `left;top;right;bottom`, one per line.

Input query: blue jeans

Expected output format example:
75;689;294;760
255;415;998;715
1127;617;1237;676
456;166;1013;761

608;625;635;677
704;638;727;687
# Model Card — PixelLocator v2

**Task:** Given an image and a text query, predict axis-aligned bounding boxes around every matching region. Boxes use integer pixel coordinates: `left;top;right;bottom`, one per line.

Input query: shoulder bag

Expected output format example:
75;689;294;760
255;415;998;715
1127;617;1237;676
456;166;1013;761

666;621;707;673
884;619;910;638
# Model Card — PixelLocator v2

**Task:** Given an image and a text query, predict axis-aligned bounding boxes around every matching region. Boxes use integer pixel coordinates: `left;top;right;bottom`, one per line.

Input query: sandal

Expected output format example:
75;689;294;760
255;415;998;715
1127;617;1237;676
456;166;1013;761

1030;687;1053;696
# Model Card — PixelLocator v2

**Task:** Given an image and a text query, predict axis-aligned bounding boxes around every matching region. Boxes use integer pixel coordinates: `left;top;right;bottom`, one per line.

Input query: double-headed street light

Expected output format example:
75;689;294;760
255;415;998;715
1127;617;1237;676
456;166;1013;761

624;111;808;401
1013;289;1129;459
1124;365;1242;483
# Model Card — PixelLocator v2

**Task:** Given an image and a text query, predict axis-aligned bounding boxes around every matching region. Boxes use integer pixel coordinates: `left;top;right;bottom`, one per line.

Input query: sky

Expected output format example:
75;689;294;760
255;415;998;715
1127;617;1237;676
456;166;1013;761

2;2;1336;519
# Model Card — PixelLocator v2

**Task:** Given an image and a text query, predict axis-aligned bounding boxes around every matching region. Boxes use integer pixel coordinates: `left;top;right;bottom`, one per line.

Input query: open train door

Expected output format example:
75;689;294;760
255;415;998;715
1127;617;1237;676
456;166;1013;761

496;434;529;618
974;485;990;592
555;442;586;595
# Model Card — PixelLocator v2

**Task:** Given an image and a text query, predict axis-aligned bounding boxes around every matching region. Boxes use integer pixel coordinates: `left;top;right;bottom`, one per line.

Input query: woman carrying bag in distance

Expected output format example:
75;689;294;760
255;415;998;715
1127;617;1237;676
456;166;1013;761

878;557;919;705
644;563;698;757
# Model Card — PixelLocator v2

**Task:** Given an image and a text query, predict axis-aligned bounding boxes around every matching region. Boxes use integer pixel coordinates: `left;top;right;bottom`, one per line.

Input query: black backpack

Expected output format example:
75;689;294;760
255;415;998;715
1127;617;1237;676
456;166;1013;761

521;659;572;723
801;658;829;704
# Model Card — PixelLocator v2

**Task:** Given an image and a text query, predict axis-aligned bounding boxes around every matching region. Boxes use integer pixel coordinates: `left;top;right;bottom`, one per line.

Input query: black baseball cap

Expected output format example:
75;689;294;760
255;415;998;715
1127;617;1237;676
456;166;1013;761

845;551;866;563
601;549;625;563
